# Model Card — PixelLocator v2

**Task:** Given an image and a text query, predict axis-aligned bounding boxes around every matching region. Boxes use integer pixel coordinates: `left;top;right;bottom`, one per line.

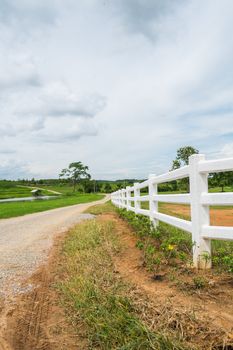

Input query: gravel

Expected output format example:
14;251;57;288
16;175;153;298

0;197;108;298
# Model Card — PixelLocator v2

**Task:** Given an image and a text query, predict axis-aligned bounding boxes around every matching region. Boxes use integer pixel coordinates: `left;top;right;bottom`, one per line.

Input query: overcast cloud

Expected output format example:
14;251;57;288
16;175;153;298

0;0;233;180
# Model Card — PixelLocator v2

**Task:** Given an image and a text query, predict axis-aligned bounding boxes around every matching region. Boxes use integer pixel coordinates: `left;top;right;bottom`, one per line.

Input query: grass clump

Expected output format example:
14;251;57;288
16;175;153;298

58;219;189;350
212;241;233;273
85;200;116;215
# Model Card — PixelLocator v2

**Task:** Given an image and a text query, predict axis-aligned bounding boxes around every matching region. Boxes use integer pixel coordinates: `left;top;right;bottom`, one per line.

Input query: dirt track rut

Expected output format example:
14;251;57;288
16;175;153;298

0;196;108;297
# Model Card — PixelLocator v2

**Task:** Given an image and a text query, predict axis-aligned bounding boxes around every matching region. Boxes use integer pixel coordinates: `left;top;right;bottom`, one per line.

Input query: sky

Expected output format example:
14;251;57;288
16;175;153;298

0;0;233;180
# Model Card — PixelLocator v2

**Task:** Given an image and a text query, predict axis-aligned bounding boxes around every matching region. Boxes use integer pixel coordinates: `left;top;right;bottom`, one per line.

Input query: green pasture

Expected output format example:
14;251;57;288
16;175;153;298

0;193;104;219
0;181;53;199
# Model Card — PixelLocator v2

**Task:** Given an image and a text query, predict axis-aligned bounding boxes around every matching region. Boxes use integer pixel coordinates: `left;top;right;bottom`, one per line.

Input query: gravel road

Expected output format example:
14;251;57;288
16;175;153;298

0;196;108;297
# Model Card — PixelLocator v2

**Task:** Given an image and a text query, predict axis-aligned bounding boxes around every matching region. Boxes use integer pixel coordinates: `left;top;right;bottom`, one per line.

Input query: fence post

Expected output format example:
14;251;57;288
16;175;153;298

189;154;211;269
120;190;124;208
123;189;127;208
149;174;158;227
117;190;120;208
126;186;131;210
134;183;140;214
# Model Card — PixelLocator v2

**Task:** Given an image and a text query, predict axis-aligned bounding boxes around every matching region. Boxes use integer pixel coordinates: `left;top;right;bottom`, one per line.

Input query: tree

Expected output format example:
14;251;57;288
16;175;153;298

104;183;112;193
210;171;233;192
59;161;91;192
171;146;199;192
171;146;199;170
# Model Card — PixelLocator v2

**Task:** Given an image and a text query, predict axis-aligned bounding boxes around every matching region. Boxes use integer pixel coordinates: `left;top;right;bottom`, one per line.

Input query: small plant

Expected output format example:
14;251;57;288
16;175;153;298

200;251;211;269
212;244;233;273
135;240;144;250
193;276;207;289
153;256;162;273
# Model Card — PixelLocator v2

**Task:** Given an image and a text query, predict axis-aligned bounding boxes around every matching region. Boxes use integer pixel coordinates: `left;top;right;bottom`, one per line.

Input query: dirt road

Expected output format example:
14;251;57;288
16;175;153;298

0;196;108;298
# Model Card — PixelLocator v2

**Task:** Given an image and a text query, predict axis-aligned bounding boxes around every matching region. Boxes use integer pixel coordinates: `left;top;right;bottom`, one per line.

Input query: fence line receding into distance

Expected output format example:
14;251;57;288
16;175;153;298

111;154;233;269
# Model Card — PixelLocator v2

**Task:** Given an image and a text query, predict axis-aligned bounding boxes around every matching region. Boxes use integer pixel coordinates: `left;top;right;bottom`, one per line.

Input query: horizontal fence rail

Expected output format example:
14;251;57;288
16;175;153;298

111;154;233;269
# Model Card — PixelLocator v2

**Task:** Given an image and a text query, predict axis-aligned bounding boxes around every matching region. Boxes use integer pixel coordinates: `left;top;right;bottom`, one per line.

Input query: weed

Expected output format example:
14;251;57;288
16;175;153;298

135;240;144;250
193;276;207;289
212;242;233;273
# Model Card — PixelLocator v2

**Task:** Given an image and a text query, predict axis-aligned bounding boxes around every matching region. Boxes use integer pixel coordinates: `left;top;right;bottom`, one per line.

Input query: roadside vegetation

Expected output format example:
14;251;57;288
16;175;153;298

117;208;233;274
54;202;232;349
57;219;189;350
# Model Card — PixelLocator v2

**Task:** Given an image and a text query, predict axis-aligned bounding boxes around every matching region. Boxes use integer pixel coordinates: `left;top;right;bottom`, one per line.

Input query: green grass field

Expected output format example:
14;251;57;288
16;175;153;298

0;182;54;199
36;184;74;194
0;193;104;219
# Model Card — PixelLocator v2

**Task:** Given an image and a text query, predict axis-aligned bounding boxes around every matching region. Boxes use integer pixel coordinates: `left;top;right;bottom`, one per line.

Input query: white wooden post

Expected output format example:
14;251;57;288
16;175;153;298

117;190;120;208
149;174;158;227
122;190;126;208
126;186;131;210
123;189;127;208
120;189;124;208
134;183;140;214
189;154;211;269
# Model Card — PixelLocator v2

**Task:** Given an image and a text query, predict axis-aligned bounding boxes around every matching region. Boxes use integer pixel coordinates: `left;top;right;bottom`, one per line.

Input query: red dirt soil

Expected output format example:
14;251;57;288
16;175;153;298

160;204;233;226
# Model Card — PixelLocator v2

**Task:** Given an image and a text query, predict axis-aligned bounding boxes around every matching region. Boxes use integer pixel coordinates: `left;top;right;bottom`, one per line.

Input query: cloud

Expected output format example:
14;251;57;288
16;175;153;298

0;80;106;142
0;52;41;91
22;82;107;118
217;143;233;158
0;161;30;179
0;0;233;179
36;116;98;142
112;0;184;40
0;0;59;30
0;149;15;154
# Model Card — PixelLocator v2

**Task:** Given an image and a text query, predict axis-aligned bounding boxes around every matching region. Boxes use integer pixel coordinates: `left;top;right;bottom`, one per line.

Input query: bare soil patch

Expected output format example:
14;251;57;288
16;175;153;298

160;204;233;226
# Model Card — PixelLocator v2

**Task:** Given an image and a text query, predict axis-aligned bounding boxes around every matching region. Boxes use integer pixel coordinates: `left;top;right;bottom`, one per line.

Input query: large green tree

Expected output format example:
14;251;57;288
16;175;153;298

59;161;91;192
171;146;199;170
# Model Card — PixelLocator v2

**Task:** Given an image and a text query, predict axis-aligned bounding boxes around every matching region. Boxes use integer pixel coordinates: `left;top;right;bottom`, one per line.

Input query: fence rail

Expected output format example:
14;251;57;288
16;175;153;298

111;154;233;268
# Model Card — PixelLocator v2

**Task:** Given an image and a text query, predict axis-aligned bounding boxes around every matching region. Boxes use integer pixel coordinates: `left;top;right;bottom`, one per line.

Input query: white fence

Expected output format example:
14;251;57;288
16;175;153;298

111;154;233;268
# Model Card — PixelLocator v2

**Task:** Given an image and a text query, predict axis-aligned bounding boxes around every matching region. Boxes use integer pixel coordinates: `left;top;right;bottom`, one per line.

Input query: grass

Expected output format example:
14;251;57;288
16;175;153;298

0;183;53;199
57;218;189;350
36;184;78;195
84;200;116;215
209;186;233;193
0;193;104;219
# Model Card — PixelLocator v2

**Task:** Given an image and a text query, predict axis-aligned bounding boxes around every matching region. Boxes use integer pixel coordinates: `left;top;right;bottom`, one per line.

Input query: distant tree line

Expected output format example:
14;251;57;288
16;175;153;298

2;148;232;194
